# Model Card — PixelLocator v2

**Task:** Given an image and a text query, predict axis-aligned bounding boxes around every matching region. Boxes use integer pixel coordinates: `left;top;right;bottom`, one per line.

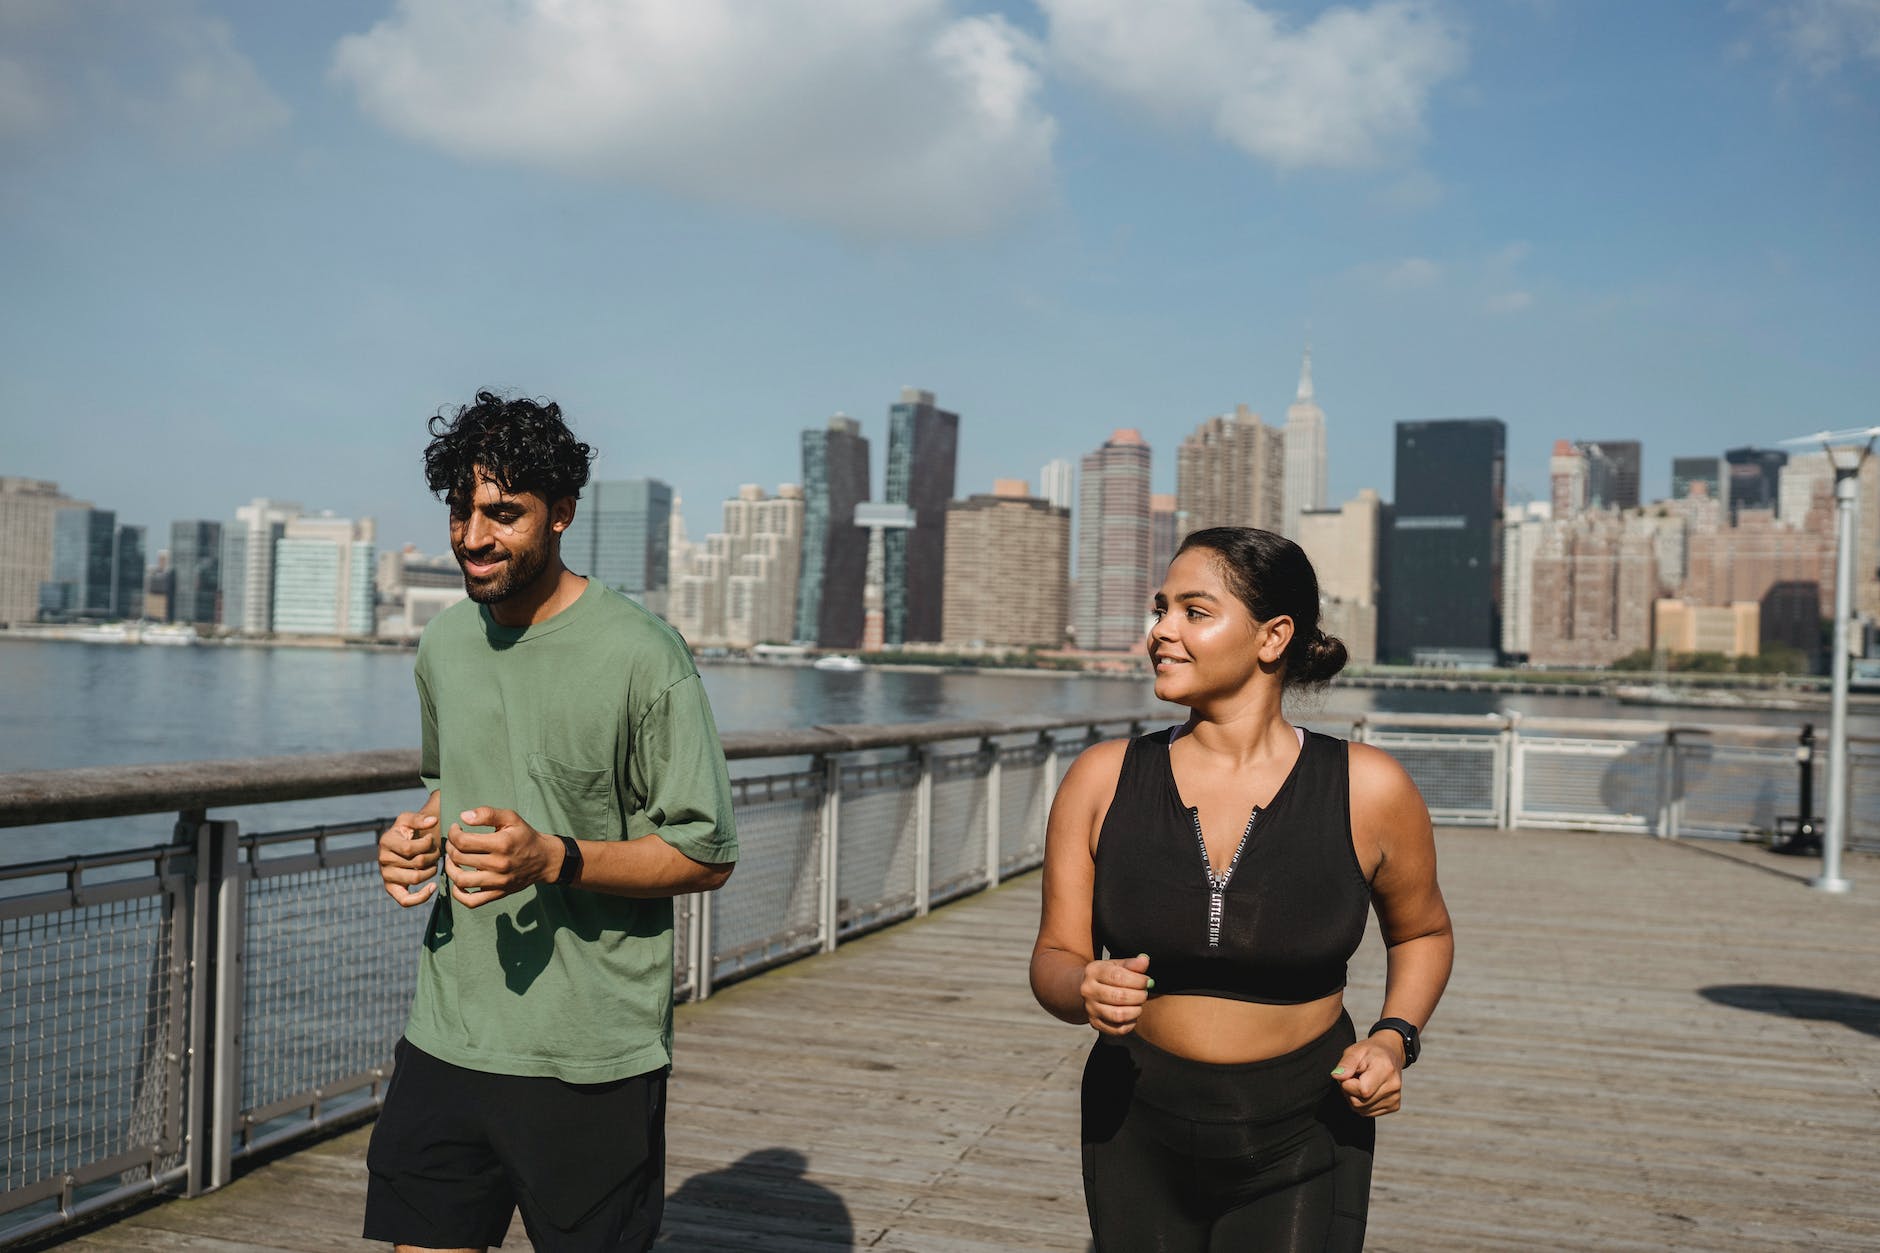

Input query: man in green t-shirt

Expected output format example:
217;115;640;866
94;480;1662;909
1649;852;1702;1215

365;391;737;1253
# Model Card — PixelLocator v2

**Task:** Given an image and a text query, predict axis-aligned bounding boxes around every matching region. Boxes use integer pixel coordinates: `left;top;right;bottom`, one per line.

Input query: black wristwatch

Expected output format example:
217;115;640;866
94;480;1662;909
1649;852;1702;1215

553;834;583;886
1368;1017;1420;1067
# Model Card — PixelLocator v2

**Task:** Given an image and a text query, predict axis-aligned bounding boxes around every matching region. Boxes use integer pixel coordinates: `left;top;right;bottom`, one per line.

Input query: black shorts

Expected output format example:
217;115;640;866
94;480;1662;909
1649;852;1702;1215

363;1038;668;1252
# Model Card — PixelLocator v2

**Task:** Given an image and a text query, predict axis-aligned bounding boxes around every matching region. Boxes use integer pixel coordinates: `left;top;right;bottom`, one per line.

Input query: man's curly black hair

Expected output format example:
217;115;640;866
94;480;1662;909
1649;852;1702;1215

423;391;596;507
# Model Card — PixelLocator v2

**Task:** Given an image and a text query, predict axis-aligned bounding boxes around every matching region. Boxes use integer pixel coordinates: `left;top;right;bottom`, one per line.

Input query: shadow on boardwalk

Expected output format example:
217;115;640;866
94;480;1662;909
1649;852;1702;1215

55;828;1880;1252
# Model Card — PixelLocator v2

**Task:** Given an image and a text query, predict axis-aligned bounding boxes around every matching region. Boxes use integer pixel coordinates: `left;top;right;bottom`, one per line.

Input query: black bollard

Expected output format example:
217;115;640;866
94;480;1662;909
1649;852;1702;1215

1773;724;1821;855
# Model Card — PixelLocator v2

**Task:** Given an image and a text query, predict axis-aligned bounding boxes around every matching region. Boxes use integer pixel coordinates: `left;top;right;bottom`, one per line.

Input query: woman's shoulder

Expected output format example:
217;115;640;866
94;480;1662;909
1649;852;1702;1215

1345;741;1429;818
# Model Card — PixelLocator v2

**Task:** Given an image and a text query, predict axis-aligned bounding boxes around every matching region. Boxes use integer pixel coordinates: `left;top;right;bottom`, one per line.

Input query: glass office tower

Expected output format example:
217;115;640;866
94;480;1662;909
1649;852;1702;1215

882;389;959;646
564;479;673;608
795;415;871;647
1383;418;1506;667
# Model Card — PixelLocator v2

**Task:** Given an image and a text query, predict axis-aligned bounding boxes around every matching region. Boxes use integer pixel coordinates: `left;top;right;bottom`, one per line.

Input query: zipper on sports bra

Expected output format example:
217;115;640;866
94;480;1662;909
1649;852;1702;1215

1190;807;1260;947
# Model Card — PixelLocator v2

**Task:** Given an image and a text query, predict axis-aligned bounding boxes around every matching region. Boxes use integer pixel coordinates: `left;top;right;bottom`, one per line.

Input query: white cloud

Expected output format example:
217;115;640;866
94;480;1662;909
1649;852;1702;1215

0;0;287;152
1039;0;1466;169
1484;289;1532;314
331;0;1057;240
1766;0;1880;75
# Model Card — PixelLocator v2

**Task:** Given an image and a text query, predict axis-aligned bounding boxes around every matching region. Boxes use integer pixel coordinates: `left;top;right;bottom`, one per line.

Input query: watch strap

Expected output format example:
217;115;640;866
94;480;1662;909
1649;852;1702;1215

1368;1017;1420;1067
553;834;583;886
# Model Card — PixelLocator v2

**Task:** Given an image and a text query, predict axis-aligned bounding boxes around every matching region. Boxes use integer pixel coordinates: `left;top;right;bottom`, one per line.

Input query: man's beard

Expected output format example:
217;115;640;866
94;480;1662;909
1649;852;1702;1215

456;538;551;604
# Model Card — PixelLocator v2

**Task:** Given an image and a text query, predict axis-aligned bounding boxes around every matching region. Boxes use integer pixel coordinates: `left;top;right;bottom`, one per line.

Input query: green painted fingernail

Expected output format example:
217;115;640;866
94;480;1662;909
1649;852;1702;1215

1146;978;1156;989
1331;1066;1348;1077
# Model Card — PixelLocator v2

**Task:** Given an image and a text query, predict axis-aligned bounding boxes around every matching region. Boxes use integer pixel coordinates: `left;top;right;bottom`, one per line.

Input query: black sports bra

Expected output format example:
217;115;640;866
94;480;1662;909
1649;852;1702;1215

1091;727;1371;1005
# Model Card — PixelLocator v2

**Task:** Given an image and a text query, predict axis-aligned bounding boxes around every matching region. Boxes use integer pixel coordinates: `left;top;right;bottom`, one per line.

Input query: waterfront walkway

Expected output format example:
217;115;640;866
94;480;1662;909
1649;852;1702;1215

57;828;1880;1251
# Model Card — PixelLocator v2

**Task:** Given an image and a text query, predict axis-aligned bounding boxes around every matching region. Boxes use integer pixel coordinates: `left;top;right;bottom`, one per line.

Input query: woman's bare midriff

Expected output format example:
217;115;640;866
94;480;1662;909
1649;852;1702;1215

1135;989;1345;1063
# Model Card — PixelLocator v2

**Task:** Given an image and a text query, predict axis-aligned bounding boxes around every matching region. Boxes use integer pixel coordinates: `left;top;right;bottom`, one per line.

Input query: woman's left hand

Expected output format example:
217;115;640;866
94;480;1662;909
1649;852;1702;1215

1331;1035;1404;1116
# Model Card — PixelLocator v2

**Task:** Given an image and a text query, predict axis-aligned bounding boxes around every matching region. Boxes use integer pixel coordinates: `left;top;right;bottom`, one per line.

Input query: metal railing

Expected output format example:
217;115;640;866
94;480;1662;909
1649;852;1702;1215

1;710;1872;1243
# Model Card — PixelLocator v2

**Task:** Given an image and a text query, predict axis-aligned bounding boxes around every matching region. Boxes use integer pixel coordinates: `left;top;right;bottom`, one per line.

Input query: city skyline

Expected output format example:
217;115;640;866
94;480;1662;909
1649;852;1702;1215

3;3;1876;553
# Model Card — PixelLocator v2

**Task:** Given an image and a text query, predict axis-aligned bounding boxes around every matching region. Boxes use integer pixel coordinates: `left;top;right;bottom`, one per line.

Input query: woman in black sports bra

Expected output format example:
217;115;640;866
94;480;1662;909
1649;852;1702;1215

1030;527;1454;1252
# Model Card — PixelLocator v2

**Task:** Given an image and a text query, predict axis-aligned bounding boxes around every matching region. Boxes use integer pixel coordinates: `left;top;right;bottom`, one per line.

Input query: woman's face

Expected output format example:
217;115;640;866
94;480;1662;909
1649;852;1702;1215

1147;547;1291;706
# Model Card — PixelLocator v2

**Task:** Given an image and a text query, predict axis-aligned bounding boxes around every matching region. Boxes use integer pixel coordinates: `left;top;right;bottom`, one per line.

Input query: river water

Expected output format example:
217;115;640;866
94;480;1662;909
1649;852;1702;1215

1;636;1864;864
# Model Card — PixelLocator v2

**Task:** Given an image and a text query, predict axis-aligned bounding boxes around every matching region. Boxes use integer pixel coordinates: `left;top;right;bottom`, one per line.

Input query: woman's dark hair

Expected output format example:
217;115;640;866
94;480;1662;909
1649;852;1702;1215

1175;526;1347;688
423;391;595;506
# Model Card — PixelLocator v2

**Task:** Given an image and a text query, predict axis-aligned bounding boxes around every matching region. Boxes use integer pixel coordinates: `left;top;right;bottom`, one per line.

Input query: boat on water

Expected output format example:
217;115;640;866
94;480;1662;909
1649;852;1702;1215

811;654;866;672
72;623;136;644
141;623;198;646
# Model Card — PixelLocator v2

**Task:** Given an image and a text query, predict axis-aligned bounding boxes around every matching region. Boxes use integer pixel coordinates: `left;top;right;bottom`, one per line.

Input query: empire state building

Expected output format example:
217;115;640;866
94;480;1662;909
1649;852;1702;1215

1282;348;1327;540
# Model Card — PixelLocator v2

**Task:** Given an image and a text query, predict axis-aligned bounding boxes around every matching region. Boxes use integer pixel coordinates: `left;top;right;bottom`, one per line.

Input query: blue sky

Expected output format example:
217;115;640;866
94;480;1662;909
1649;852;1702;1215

3;0;1877;553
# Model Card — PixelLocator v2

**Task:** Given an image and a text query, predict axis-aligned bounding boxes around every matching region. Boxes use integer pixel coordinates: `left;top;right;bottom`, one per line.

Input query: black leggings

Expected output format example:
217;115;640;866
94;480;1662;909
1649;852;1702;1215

1081;1013;1375;1252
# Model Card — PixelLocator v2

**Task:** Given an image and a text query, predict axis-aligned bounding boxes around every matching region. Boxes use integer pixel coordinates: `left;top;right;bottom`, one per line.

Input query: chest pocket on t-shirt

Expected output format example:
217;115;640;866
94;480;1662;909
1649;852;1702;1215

526;752;622;841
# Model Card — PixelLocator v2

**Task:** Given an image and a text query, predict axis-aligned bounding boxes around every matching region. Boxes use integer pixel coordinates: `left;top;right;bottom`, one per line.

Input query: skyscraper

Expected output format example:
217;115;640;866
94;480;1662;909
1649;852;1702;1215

222;498;302;633
114;524;145;621
272;514;375;636
1383;419;1505;666
168;520;222;626
943;482;1069;649
1581;440;1641;510
1282;349;1327;539
1724;447;1788;521
1150;494;1180;584
1040;459;1076;511
795;414;871;647
563;479;672;612
1;478;88;625
1499;500;1554;661
1076;429;1153;652
1296;489;1383;666
44;507;118;619
1176;404;1284;536
670;485;804;647
883;388;959;645
1527;510;1658;667
1671;456;1723;504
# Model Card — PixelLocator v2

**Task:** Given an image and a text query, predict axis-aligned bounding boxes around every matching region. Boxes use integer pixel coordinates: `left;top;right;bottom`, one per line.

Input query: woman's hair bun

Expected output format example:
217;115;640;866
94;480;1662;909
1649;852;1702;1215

1295;630;1347;688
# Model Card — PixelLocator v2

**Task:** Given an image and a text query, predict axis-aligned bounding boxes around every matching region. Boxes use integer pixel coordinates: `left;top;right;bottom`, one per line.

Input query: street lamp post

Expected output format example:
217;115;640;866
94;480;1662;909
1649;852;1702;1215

1782;425;1880;894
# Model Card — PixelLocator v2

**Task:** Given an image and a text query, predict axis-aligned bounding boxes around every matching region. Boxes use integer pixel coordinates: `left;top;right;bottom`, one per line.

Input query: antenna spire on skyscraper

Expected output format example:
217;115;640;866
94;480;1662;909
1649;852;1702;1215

1297;345;1315;403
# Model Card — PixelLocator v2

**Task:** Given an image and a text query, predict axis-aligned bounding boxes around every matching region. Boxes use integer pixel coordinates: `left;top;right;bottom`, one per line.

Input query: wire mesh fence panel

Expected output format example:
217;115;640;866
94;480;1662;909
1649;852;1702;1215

1672;742;1800;839
1366;733;1502;825
929;748;991;904
711;771;824;985
1517;737;1664;833
1850;746;1880;853
239;841;427;1141
998;744;1050;876
1;881;189;1223
836;760;921;937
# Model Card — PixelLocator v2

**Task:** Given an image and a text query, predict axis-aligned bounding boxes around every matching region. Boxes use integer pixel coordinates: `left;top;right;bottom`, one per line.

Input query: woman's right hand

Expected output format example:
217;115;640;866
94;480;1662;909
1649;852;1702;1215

1081;953;1153;1035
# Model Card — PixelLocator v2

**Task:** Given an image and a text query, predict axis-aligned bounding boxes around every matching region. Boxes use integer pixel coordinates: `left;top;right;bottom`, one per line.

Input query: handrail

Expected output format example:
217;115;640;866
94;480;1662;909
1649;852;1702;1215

0;712;1169;830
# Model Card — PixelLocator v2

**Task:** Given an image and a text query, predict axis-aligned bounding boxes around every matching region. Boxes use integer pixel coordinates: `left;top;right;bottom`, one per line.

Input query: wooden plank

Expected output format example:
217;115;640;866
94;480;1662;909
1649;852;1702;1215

54;829;1880;1251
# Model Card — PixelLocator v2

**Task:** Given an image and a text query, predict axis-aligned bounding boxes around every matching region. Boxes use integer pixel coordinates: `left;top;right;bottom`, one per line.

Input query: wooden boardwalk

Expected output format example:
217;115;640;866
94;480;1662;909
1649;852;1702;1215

54;829;1880;1251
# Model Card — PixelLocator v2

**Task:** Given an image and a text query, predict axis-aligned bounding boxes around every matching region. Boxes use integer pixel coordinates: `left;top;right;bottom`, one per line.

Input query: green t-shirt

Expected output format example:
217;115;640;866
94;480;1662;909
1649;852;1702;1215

402;578;738;1082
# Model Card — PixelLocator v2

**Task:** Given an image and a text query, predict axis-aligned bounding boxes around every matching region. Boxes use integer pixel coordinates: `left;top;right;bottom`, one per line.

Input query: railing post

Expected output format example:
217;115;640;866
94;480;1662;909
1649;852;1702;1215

915;746;934;916
984;739;1002;889
184;816;241;1195
1660;729;1682;840
819;753;841;954
1498;714;1519;830
694;888;715;1000
1507;719;1526;830
1040;730;1059;850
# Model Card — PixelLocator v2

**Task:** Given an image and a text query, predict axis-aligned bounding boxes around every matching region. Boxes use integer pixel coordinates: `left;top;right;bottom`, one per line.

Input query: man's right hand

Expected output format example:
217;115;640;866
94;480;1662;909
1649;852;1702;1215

378;804;441;907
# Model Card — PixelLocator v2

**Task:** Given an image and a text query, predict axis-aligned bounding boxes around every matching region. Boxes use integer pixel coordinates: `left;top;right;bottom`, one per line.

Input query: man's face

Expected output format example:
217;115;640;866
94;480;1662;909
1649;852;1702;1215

448;471;565;604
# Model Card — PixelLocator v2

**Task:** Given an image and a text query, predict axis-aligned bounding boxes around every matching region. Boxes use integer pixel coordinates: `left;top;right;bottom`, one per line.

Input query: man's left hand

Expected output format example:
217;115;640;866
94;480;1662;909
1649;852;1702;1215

445;808;559;907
